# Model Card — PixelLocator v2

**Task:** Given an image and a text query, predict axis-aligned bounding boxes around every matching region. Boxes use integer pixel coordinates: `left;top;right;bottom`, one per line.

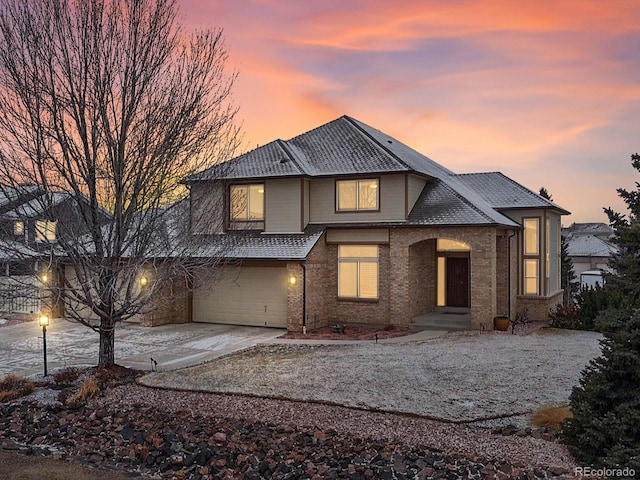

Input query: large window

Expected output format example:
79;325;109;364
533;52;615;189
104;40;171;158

523;218;540;295
338;245;378;299
336;179;378;211
230;184;264;221
35;220;56;242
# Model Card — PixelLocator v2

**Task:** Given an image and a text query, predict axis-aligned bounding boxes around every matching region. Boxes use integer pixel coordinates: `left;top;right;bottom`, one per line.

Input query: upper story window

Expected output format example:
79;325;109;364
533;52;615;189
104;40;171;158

14;221;24;235
230;184;264;221
35;220;56;242
336;179;378;212
338;245;378;299
523;218;539;255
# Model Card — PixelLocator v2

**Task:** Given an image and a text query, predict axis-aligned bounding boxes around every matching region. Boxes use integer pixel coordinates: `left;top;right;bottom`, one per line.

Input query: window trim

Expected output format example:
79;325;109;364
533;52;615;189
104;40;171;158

335;178;380;213
337;244;379;300
524;258;539;295
522;216;541;296
35;220;56;243
229;183;265;222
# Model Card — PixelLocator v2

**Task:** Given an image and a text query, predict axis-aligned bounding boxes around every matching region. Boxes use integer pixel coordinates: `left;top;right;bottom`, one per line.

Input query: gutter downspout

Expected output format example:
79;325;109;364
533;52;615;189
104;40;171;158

302;262;307;335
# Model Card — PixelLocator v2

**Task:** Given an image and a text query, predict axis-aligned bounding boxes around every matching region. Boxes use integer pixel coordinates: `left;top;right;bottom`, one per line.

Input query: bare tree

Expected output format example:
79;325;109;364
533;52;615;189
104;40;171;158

0;0;240;367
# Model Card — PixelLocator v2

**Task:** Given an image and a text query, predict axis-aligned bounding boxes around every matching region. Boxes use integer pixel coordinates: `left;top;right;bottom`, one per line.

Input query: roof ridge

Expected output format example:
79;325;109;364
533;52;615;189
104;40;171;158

454;171;502;177
275;139;307;175
343;115;414;173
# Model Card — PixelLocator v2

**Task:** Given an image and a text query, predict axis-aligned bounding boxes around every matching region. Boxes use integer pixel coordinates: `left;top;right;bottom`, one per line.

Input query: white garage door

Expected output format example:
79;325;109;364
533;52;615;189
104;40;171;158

193;266;288;328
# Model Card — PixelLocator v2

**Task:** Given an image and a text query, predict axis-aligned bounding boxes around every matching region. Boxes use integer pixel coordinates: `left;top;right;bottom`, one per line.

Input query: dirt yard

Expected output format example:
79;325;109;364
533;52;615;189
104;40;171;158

0;451;131;480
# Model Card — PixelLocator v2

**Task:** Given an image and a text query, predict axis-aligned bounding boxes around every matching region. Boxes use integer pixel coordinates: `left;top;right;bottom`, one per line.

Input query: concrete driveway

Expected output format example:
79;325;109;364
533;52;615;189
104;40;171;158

0;319;283;377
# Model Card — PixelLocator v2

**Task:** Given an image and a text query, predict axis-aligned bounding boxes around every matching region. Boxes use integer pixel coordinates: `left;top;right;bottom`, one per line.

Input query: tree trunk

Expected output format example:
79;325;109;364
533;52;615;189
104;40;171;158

98;322;116;368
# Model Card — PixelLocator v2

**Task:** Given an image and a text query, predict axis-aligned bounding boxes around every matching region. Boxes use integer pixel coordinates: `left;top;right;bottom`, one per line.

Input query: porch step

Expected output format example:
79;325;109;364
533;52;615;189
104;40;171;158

410;310;471;332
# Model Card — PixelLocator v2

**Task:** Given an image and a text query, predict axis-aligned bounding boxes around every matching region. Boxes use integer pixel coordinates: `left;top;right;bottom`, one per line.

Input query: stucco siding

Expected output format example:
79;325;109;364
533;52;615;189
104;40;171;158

265;178;302;233
309;174;406;224
190;181;225;235
302;178;310;229
407;174;427;216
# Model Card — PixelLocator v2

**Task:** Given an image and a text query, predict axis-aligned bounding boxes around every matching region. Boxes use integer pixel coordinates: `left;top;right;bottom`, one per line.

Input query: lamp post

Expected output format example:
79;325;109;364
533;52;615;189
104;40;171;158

39;315;49;376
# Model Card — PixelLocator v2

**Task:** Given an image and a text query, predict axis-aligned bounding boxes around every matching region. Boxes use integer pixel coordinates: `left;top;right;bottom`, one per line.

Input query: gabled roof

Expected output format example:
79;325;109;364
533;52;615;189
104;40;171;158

0;185;44;212
2;191;72;219
453;172;570;214
187;115;569;228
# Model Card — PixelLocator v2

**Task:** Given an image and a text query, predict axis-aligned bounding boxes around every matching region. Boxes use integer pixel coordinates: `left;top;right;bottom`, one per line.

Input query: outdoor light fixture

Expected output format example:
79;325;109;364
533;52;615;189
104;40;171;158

289;275;297;286
41;273;48;283
39;315;49;376
139;275;149;287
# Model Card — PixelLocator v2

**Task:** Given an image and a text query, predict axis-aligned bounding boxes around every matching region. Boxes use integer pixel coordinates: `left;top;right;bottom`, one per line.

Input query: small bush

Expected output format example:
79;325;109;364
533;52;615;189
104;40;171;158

531;405;572;431
65;378;100;407
0;374;35;402
548;303;582;329
52;367;81;385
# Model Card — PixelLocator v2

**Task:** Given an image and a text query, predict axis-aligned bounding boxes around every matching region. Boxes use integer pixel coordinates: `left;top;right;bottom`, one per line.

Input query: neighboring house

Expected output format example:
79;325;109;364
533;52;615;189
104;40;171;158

562;222;617;288
562;222;616;276
0;185;109;315
183;115;569;332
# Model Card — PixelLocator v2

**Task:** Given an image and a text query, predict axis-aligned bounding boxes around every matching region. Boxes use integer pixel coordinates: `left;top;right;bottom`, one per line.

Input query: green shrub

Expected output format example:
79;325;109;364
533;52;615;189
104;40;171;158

567;286;631;331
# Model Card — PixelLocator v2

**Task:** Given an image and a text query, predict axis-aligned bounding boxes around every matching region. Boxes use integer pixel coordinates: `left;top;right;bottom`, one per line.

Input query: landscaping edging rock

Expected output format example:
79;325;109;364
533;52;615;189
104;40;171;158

0;399;573;479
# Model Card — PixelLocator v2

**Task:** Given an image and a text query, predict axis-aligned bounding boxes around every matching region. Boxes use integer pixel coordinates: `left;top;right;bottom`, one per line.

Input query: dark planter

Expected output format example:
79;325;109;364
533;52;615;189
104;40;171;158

494;316;510;331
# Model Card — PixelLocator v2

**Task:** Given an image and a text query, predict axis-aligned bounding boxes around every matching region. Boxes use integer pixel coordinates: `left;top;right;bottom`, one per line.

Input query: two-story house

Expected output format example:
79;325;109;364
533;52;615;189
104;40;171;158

182;115;569;332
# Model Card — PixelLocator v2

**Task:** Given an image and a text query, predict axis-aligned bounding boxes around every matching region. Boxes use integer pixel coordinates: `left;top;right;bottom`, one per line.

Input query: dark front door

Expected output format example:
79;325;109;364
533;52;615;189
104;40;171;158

446;257;469;307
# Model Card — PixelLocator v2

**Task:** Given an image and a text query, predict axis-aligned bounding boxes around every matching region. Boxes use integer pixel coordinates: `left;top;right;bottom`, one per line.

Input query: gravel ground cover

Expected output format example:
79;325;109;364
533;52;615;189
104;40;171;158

1;385;576;479
140;328;603;423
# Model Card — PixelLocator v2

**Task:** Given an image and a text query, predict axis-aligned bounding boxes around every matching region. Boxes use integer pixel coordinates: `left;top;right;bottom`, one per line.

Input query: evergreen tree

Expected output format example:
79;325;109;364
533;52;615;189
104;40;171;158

539;186;553;201
563;153;640;468
603;153;640;305
561;235;578;304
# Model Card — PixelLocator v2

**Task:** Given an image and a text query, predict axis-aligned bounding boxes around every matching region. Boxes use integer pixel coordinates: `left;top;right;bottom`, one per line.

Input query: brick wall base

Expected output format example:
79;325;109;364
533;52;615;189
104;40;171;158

516;290;564;322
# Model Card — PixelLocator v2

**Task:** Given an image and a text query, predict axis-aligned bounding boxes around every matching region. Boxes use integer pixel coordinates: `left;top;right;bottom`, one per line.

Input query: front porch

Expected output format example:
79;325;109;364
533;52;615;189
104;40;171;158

410;307;471;331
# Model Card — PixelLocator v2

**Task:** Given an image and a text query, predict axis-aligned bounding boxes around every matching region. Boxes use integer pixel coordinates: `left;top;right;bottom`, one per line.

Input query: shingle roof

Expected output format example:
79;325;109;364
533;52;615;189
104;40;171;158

187;115;569;229
565;235;617;257
563;222;613;238
0;239;41;259
191;225;325;260
453;172;569;213
2;192;71;219
189;140;304;181
408;180;517;226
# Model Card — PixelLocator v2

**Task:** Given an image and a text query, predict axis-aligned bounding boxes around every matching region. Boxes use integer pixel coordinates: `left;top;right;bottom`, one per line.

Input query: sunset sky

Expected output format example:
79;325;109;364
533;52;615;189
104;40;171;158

182;0;640;224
